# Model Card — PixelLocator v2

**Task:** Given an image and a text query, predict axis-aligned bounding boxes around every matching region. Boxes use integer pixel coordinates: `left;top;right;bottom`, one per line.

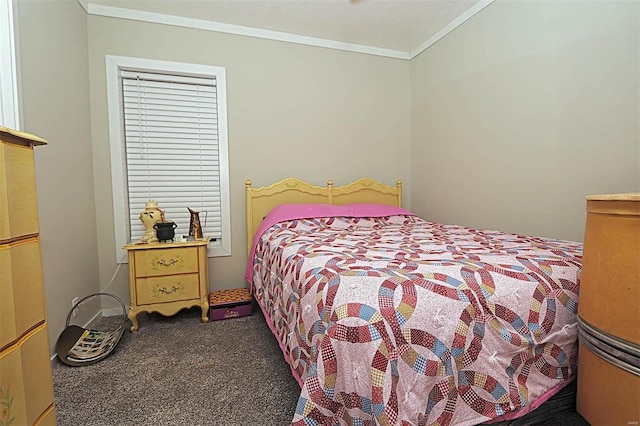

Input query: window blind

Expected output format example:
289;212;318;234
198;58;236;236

121;70;222;242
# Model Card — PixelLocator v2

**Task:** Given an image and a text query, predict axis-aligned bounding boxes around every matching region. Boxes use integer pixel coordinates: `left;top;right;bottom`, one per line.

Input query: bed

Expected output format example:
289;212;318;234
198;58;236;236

245;177;582;426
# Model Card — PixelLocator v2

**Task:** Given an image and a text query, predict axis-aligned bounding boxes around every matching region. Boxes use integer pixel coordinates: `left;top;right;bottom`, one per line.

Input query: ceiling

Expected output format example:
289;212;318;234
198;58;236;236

83;0;493;59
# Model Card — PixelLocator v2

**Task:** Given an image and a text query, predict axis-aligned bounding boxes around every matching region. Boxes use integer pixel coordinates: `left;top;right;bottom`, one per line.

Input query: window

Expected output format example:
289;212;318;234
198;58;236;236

0;0;19;129
106;56;231;262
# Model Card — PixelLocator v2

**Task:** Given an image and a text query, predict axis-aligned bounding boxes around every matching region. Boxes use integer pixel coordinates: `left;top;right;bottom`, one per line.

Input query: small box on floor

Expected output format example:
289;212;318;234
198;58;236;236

209;288;253;321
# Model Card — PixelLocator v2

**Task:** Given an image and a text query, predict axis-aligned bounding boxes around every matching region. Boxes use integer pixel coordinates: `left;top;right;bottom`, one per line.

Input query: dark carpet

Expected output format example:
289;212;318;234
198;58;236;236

52;307;590;425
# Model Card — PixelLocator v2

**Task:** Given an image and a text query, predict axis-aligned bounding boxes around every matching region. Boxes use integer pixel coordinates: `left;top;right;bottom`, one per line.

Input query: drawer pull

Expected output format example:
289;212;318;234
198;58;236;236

150;255;184;270
152;282;185;297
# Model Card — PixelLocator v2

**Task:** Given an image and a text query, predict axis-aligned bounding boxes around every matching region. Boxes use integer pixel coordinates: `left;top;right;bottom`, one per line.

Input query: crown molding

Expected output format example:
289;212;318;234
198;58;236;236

409;0;494;59
79;0;494;61
85;3;410;60
76;0;89;13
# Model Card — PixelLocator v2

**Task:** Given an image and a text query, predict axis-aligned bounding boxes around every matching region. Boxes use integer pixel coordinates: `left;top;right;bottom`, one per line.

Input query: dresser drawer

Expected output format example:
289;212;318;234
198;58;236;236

134;247;199;277
0;239;46;349
0;325;55;426
0;142;40;241
135;273;201;305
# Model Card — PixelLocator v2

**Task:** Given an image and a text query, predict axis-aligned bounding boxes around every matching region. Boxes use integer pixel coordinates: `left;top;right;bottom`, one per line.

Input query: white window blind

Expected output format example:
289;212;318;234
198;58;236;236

121;70;222;242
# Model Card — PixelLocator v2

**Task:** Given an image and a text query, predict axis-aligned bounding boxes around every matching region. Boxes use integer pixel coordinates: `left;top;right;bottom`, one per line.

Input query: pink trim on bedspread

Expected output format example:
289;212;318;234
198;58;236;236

484;378;575;423
245;203;414;283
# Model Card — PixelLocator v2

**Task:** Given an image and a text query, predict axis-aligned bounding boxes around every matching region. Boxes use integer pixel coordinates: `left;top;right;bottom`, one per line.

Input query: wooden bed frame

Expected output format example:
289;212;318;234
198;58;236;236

245;177;402;255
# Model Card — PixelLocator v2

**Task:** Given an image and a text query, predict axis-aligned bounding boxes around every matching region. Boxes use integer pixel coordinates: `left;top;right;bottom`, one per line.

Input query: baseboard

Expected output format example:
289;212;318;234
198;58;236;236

102;307;125;317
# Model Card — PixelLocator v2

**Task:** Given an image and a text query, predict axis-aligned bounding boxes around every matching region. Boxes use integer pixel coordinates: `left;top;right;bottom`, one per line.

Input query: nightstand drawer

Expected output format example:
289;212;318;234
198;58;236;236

135;273;200;305
134;247;199;277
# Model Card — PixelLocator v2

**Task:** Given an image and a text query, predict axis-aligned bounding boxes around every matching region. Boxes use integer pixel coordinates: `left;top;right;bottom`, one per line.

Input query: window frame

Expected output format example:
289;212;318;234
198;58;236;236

0;0;20;129
106;55;231;263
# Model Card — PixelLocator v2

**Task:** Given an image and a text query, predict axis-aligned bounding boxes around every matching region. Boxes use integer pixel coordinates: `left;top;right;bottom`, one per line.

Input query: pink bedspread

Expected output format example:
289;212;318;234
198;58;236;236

247;205;582;425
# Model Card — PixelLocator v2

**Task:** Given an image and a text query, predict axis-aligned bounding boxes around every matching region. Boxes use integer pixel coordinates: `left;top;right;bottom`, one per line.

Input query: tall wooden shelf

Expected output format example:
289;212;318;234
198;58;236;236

0;126;56;425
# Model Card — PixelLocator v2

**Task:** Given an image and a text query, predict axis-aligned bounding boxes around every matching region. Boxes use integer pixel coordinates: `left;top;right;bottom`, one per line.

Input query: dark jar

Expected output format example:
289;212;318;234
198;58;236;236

154;221;177;242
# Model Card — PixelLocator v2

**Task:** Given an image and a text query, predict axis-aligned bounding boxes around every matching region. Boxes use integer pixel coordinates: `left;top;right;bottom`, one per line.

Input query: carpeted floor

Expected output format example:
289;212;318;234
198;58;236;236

52;307;590;426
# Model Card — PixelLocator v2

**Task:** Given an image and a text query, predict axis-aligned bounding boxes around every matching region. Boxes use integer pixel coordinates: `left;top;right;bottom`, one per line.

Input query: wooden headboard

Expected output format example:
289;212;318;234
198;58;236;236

245;177;402;255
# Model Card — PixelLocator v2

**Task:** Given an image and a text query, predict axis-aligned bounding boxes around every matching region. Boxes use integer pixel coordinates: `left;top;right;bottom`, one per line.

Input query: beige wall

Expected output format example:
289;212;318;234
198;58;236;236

87;16;411;299
16;0;639;355
16;0;99;353
410;0;640;242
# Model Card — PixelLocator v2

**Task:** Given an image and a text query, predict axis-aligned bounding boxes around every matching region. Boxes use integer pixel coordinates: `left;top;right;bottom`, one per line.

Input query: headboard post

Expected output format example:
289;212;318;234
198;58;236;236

246;180;254;256
397;180;403;207
327;180;334;204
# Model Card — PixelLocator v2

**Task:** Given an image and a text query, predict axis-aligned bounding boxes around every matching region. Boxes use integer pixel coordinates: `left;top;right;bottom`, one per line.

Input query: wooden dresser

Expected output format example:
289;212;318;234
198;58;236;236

123;238;210;331
0;126;56;425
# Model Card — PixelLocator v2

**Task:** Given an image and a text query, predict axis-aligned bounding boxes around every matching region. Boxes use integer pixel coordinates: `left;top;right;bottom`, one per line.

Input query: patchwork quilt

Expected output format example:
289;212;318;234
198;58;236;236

247;204;582;426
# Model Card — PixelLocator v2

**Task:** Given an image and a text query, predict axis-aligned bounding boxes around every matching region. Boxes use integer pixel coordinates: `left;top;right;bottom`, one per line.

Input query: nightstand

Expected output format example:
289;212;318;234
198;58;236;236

123;238;210;331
